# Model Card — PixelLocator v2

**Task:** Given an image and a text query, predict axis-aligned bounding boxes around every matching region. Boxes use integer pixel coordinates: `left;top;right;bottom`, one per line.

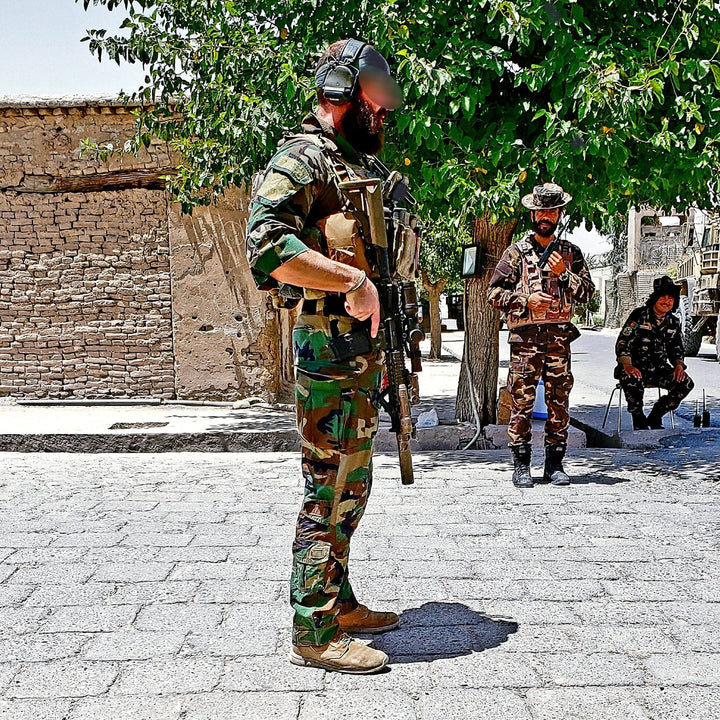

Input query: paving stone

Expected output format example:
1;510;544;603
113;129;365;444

182;691;301;719
68;695;183;720
189;529;259;547
526;687;649;719
9;564;95;585
40;606;139;634
601;580;690;602
522;579;607;601
109;658;223;695
571;600;672;627
301;689;419;720
7;660;118;699
415;688;532;720
81;630;186;660
0;633;92;661
181;625;280;657
0;446;717;714
169;561;248;581
481;600;581;626
91;562;174;582
107;580;199;605
0;533;54;548
567;626;678;654
26;583;116;607
428;650;542;688
666;624;720;652
443;579;527;601
51;533;126;548
502;626;580;653
634;686;720;720
643;653;720;685
0;607;52;634
195;579;283;604
0;699;72;720
153;547;229;563
0;585;34;606
534;652;647;686
119;532;195;547
133;604;223;632
221;655;324;691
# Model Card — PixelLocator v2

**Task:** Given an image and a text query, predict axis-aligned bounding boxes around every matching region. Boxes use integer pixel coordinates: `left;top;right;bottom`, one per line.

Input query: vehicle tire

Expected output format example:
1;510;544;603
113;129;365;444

679;296;703;356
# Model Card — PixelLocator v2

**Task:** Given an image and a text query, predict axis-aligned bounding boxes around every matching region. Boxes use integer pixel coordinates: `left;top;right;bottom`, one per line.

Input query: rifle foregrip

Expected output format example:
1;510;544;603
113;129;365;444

397;434;414;485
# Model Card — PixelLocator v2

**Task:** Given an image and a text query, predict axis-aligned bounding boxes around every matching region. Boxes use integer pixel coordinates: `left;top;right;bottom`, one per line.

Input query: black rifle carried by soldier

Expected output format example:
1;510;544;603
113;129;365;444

338;169;423;486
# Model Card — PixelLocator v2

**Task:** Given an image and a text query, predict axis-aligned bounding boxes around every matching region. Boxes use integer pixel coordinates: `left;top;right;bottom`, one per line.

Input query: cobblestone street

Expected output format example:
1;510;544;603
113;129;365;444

0;448;718;719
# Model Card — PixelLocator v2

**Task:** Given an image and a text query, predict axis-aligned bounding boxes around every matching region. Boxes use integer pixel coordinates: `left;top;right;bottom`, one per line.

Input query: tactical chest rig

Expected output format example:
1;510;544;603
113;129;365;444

506;235;575;329
292;131;424;485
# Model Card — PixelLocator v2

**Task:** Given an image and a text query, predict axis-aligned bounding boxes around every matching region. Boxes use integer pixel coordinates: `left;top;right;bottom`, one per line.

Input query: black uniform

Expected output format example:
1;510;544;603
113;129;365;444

614;305;694;414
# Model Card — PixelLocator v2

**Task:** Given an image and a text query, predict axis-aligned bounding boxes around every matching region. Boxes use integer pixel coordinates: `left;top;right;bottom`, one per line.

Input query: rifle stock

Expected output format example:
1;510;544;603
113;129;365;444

339;178;422;486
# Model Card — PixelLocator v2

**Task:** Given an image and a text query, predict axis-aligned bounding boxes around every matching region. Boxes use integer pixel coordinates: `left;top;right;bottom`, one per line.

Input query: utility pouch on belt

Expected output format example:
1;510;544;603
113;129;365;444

327;327;375;362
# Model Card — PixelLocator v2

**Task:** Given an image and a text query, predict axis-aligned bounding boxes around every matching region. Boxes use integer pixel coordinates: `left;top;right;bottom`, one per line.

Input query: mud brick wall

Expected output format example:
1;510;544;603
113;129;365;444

0;190;174;398
0;103;175;398
0;101;288;401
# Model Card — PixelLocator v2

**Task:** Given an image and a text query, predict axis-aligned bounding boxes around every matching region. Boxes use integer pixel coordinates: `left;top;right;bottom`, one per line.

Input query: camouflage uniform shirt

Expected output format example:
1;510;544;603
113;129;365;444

487;231;595;340
615;305;686;373
246;112;377;300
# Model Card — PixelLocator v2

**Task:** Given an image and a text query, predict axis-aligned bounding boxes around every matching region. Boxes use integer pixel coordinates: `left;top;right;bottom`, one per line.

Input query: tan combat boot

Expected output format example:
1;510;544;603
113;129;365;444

290;633;388;674
337;604;400;634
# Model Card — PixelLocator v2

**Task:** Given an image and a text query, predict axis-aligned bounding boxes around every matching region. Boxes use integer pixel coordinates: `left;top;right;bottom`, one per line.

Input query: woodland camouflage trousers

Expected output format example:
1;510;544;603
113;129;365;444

507;326;574;448
615;365;694;414
290;312;383;647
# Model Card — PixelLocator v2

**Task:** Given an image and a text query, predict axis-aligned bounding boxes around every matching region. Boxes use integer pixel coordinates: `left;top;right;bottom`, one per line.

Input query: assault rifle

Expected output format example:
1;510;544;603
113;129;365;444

538;237;560;269
339;177;424;486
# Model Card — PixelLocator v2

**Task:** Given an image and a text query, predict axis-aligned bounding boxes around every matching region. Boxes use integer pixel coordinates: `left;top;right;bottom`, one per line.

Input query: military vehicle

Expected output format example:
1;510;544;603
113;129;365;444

676;209;719;362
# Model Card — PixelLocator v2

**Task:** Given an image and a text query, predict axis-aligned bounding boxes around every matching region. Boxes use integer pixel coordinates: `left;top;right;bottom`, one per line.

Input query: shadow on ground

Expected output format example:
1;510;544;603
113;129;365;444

409;445;720;484
367;602;518;663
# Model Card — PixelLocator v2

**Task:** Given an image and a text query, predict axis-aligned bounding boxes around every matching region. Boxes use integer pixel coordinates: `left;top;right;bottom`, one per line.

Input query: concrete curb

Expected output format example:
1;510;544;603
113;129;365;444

0;425;481;454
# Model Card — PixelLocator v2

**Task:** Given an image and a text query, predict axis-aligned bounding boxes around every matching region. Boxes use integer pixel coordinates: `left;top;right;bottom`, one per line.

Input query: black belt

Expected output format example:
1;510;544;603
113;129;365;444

302;295;349;317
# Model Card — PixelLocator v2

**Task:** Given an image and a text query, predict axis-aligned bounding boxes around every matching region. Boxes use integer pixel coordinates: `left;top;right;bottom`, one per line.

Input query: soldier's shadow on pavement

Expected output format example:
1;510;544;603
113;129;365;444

366;602;518;663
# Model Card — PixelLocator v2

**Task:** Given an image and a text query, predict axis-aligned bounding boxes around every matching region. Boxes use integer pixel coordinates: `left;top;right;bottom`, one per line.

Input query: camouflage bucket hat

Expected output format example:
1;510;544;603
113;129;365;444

521;182;572;210
652;275;680;300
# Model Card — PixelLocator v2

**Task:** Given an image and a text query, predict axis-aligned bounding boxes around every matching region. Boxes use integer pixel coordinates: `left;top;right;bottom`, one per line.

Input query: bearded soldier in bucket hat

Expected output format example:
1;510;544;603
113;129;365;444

245;39;412;674
488;183;595;488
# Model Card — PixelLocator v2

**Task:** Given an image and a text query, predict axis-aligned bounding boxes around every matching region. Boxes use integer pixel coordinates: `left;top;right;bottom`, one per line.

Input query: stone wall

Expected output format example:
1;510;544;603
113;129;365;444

0;190;174;397
0;99;285;401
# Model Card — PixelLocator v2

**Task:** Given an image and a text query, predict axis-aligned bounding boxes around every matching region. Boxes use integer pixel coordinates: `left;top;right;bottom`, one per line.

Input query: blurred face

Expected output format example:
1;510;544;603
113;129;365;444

339;88;388;155
531;208;562;238
653;294;675;316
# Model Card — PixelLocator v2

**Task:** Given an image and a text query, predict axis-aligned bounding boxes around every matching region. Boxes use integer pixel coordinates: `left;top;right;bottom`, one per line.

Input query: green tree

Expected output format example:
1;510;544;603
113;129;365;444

81;0;720;422
419;218;467;359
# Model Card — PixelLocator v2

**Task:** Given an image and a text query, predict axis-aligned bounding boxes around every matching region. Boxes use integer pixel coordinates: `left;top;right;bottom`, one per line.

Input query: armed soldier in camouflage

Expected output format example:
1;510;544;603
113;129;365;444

488;183;595;488
615;275;694;430
246;39;406;674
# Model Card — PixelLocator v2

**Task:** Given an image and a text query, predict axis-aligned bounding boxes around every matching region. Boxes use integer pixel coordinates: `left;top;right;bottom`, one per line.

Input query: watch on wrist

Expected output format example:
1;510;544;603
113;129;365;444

558;270;570;282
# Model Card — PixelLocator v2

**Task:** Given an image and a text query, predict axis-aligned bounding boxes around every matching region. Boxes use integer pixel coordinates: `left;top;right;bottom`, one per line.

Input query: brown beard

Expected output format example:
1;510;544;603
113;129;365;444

532;219;557;238
340;96;385;155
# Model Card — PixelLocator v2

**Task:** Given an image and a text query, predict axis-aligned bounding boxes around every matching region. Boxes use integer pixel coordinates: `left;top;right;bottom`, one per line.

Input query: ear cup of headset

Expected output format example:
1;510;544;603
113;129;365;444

321;64;358;105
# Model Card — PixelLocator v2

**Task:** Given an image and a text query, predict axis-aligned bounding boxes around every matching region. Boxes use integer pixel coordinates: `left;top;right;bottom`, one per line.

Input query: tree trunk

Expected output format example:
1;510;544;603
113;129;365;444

421;271;446;360
456;214;518;427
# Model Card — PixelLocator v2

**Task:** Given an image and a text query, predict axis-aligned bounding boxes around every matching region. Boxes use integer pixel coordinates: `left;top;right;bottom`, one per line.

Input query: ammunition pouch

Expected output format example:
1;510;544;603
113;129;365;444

327;327;376;362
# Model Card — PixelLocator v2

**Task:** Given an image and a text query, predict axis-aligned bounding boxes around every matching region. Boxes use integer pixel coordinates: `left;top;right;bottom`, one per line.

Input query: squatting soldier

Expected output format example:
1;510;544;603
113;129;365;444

488;183;595;488
615;275;694;429
245;39;408;674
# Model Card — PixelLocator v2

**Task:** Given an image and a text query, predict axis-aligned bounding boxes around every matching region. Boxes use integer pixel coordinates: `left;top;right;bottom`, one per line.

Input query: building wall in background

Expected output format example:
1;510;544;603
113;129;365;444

0;100;283;400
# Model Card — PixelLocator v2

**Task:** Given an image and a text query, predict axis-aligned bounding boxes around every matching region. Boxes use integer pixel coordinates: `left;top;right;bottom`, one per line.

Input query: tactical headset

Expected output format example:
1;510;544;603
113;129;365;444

315;39;367;105
315;39;402;109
